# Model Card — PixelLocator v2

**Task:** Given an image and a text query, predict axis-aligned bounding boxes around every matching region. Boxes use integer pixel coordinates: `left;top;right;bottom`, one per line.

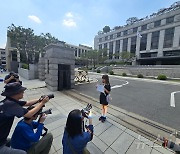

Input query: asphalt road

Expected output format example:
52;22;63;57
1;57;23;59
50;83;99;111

75;73;180;130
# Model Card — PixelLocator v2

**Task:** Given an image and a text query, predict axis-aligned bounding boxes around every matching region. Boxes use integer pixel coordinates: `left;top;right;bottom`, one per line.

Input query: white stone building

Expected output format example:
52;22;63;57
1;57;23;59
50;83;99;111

94;2;180;65
65;43;92;58
0;48;6;68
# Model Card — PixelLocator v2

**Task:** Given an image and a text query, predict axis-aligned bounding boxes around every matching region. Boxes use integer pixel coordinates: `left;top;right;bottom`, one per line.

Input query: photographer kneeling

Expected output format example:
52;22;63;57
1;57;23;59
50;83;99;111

0;82;50;154
62;108;93;154
4;71;22;85
11;106;53;154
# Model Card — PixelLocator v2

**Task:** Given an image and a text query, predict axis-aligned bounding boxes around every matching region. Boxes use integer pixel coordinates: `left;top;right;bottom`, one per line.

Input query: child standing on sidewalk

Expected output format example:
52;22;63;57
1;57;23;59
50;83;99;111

99;75;111;122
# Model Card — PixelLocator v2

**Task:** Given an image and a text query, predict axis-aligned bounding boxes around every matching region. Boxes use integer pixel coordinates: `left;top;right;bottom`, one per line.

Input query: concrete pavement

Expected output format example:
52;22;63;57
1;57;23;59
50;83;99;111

0;72;174;153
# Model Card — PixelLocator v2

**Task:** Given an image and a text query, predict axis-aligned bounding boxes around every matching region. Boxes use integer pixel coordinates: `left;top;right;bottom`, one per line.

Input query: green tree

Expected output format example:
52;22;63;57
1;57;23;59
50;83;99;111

103;26;110;33
119;51;135;64
7;24;59;64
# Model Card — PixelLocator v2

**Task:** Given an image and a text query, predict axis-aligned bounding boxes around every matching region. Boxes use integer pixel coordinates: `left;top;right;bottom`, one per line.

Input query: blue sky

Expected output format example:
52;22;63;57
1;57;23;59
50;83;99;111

0;0;178;48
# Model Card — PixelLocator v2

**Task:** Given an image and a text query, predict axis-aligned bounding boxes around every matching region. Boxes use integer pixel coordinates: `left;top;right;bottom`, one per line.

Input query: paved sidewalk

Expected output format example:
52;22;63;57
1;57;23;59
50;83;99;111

0;73;174;154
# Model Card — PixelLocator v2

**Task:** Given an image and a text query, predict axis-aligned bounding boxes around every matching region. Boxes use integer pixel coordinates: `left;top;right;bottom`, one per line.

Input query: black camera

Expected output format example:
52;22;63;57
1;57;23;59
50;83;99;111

47;94;54;99
13;73;19;79
81;104;92;118
39;108;52;115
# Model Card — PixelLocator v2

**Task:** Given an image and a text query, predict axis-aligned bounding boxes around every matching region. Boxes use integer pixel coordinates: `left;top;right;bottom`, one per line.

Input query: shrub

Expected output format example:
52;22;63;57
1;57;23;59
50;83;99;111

137;74;143;78
109;70;114;75
122;72;127;76
157;74;167;80
21;63;29;69
97;70;101;73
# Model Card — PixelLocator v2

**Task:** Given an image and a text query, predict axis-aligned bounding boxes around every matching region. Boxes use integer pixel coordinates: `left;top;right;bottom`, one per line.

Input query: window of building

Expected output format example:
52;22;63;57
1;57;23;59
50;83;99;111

151;31;160;49
123;30;128;36
2;61;6;64
1;57;6;60
1;51;5;54
141;24;147;31
163;50;180;56
99;38;102;42
117;32;121;37
105;36;108;41
103;43;107;56
166;16;174;24
115;40;120;59
130;36;137;54
122;38;128;51
140;52;157;58
163;27;175;48
78;49;81;57
75;49;77;57
110;34;113;39
109;42;113;59
133;27;138;33
99;44;102;50
154;20;161;27
140;34;147;51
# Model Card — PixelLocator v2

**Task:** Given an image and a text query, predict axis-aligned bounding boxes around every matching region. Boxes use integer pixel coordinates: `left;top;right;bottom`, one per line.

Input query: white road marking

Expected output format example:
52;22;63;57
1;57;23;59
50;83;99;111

170;91;180;107
111;81;129;89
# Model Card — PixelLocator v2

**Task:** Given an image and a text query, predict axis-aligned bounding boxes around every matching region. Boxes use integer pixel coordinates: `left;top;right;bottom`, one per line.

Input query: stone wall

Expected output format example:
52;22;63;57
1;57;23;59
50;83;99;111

44;43;75;91
113;65;180;78
18;64;38;80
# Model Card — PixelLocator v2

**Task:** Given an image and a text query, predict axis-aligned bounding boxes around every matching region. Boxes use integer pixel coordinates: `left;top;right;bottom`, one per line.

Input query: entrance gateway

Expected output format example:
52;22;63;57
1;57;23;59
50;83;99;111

41;42;75;91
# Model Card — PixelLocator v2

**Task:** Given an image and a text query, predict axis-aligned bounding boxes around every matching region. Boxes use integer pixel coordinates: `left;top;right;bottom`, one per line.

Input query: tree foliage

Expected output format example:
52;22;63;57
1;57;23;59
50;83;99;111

126;17;139;25
103;26;110;33
7;24;59;64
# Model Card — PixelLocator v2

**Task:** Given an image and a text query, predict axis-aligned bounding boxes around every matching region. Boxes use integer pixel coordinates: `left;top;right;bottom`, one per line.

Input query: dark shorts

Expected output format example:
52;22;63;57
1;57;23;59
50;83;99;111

100;93;108;105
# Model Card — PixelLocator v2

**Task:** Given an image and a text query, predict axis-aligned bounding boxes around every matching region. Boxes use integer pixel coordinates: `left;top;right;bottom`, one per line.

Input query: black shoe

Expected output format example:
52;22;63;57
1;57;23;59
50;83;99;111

99;116;103;121
101;117;106;123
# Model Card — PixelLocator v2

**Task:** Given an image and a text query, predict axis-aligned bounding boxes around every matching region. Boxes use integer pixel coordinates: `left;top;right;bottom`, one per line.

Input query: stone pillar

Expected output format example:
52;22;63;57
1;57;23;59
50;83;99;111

158;30;165;57
44;43;75;91
173;26;180;48
38;57;45;81
127;38;131;52
146;33;152;51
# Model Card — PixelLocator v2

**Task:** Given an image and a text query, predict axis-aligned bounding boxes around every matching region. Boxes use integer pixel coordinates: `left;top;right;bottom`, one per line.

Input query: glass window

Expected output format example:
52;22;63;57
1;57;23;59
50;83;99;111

115;40;120;59
99;38;102;42
122;38;128;51
99;44;102;50
140;34;147;51
117;32;121;37
163;27;175;48
131;36;137;54
109;42;113;59
141;24;147;31
103;43;107;56
151;31;160;49
105;36;108;41
154;20;161;27
78;49;81;57
110;34;113;39
166;16;174;24
123;30;128;36
133;27;138;33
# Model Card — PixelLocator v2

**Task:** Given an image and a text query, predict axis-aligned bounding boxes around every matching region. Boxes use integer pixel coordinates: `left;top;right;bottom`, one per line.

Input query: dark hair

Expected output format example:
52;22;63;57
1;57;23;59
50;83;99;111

65;109;83;138
102;75;109;84
24;106;38;121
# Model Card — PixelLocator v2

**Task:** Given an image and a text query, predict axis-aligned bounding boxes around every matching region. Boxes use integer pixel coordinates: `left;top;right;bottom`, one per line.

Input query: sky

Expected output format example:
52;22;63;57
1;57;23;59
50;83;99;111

0;0;178;48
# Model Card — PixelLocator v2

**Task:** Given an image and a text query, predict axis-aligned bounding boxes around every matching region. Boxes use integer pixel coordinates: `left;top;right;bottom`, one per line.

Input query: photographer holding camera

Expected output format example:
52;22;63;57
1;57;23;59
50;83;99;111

62;106;93;154
0;82;50;154
4;71;22;85
11;106;53;154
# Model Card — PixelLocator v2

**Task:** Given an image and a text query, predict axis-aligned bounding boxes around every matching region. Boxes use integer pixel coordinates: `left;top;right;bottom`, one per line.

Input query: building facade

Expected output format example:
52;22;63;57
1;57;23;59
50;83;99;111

94;2;180;65
0;48;6;68
65;43;92;58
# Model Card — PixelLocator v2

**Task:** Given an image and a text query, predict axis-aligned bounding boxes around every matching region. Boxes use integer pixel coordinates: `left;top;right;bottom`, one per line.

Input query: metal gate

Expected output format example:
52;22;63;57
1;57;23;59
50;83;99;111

58;64;71;91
